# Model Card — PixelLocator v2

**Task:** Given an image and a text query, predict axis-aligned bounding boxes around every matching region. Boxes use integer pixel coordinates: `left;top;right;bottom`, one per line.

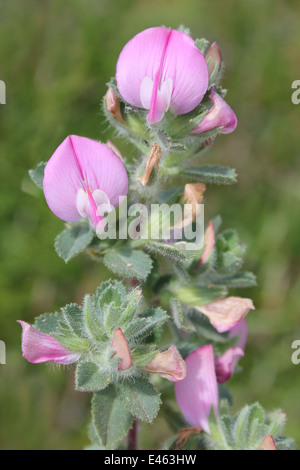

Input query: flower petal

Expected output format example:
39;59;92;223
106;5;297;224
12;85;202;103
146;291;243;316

229;318;248;350
191;88;237;135
116;27;209;123
111;328;132;371
144;345;186;382
18;321;80;365
215;346;244;384
197;297;255;333
175;345;218;433
43;135;128;223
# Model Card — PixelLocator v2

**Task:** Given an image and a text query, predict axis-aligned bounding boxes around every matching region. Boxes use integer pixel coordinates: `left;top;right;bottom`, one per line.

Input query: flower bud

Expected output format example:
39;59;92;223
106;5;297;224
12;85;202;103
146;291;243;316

111;328;132;370
205;42;222;85
143;345;186;382
191;87;237;135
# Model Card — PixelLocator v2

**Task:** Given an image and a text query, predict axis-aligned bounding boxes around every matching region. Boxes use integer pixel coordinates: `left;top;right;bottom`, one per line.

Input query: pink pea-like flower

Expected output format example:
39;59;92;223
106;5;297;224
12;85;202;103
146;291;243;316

18;321;80;365
43;135;128;229
116;27;209;124
191;87;237;135
175;345;219;434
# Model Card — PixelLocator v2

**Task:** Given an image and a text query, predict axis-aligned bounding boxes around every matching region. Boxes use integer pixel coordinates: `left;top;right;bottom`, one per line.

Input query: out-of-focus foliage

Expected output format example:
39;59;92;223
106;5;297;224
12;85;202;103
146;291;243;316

0;0;299;449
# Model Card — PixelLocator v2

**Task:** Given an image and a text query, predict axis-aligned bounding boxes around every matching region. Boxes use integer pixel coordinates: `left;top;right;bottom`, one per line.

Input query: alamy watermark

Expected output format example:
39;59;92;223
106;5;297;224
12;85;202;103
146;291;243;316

291;80;300;105
0;80;6;104
0;340;6;364
89;195;205;251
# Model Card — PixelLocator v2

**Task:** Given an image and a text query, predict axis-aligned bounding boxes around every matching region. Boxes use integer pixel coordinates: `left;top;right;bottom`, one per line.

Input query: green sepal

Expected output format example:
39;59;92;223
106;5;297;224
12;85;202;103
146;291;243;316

29;161;46;189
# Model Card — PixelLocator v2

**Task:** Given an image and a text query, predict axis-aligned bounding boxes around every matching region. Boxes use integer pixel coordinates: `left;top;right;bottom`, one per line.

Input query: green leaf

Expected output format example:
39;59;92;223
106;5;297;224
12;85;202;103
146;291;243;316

125;307;168;341
170;298;195;332
119;287;141;325
55;224;94;263
118;377;161;423
195;37;209;54
181;165;237;185
131;345;159;367
213;272;257;288
29;161;47;189
146;241;196;262
103;248;153;280
76;362;110;392
34;312;61;334
84;294;105;341
61;303;86;337
92;386;133;449
172;282;227;307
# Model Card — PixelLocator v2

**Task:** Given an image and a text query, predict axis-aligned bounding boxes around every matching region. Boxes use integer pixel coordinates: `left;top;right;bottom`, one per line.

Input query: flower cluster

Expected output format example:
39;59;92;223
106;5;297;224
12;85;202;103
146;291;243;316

23;26;292;451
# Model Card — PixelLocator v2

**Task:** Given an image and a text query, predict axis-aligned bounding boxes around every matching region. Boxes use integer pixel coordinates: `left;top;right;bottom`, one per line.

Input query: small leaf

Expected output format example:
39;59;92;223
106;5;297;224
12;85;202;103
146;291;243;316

172;282;227;306
29;162;47;189
34;312;61;335
125;307;168;341
170;298;195;332
118;377;161;423
181;165;237;185
55;224;94;263
103;248;153;280
76;362;110;392
146;241;196;262
92;386;133;449
213;272;257;288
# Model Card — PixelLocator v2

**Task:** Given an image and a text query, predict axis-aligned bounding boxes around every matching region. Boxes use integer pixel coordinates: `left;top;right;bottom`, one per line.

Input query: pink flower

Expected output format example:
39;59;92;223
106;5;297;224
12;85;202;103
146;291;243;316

175;345;219;434
18;321;80;365
43;135;128;228
111;328;132;371
196;297;254;333
143;345;186;382
116;27;209;124
215;319;248;384
215;347;244;384
191;87;237;135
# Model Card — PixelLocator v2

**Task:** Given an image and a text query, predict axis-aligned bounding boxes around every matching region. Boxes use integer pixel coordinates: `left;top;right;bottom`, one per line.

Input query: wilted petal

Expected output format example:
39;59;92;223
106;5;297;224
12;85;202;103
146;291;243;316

259;435;277;451
200;220;215;264
111;328;132;371
43;135;128;226
139;143;162;186
197;297;255;333
144;345;186;382
215;346;244;384
175;345;218;434
105;88;125;123
116;27;209;123
18;321;80;365
191;87;237;135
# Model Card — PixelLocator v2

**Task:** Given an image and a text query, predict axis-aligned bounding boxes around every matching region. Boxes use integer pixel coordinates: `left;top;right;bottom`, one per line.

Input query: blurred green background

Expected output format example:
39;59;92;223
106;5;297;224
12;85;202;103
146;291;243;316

0;0;300;450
